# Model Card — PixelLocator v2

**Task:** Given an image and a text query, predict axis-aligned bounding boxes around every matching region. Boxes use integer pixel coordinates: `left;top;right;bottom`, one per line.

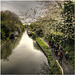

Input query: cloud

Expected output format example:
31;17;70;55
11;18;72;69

1;0;35;1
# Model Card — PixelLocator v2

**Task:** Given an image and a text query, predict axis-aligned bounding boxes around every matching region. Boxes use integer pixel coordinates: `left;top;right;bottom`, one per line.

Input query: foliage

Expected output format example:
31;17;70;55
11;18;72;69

31;32;36;40
62;1;74;45
29;1;74;66
31;33;61;74
63;45;74;67
1;10;24;44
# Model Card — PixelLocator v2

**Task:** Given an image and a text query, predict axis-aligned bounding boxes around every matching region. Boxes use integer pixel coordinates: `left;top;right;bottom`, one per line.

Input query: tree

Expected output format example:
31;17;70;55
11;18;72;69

62;1;74;45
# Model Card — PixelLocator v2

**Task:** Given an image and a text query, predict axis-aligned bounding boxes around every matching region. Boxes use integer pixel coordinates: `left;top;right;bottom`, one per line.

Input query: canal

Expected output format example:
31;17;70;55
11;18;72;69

1;31;50;74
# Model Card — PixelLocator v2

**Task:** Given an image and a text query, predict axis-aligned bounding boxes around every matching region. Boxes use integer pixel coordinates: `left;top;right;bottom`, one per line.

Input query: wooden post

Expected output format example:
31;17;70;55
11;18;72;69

56;60;64;75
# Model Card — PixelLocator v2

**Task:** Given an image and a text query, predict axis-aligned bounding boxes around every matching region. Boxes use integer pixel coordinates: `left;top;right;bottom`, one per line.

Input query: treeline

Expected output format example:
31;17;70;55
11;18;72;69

29;1;74;66
1;10;25;44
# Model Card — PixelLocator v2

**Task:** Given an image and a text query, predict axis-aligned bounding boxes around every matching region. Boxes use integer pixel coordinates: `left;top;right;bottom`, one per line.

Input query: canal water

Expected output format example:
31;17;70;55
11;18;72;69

1;31;50;74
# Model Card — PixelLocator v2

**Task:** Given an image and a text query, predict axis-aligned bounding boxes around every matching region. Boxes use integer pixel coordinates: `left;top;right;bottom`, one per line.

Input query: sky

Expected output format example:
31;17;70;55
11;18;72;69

1;0;74;25
1;1;46;25
1;0;67;1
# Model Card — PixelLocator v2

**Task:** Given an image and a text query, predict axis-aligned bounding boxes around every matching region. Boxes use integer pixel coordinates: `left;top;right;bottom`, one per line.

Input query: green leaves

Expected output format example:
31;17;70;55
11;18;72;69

63;1;74;42
1;10;23;44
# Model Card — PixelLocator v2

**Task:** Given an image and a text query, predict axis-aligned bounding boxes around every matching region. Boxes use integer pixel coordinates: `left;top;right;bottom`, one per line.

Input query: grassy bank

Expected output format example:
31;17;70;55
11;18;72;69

31;33;61;74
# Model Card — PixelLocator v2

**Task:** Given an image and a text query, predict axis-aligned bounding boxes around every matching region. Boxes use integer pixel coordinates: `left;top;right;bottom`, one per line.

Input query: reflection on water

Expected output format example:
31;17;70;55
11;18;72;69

40;61;50;74
1;33;23;60
33;41;41;50
1;31;50;74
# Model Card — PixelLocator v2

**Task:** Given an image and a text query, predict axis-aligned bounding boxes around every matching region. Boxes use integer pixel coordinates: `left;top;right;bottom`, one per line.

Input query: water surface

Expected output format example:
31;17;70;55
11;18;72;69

1;31;50;74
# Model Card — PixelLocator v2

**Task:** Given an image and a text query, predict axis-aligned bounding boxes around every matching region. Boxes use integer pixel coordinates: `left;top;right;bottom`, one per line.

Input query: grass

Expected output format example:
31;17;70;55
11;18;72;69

31;34;61;74
36;37;48;49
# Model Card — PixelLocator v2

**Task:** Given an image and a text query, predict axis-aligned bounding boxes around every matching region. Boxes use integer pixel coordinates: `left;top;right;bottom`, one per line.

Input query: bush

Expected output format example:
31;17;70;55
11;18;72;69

63;46;74;67
32;33;36;40
1;10;24;44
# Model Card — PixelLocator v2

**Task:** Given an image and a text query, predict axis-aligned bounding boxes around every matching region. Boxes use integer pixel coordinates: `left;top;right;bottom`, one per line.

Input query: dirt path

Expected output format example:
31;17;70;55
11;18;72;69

41;38;74;74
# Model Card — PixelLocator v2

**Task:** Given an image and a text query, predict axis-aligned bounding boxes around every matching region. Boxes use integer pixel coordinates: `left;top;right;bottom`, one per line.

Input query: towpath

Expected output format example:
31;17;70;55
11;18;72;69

40;38;74;74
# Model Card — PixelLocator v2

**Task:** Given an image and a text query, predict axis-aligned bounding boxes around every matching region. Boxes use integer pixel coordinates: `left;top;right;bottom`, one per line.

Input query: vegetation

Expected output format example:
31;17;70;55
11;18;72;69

1;0;74;73
1;10;25;44
29;1;74;66
1;33;23;60
31;33;61;74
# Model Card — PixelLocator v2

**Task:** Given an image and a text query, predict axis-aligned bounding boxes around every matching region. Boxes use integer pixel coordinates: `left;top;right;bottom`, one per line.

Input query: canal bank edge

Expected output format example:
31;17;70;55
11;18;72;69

28;32;62;74
36;38;61;74
36;40;64;75
1;30;25;49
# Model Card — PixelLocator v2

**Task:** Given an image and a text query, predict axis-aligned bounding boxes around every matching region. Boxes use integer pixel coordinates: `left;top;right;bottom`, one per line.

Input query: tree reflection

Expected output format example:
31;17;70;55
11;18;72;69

1;33;23;60
33;41;41;50
40;61;50;74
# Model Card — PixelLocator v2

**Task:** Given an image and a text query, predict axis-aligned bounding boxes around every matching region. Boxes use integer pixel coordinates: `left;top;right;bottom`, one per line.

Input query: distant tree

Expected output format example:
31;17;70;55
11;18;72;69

1;10;23;43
